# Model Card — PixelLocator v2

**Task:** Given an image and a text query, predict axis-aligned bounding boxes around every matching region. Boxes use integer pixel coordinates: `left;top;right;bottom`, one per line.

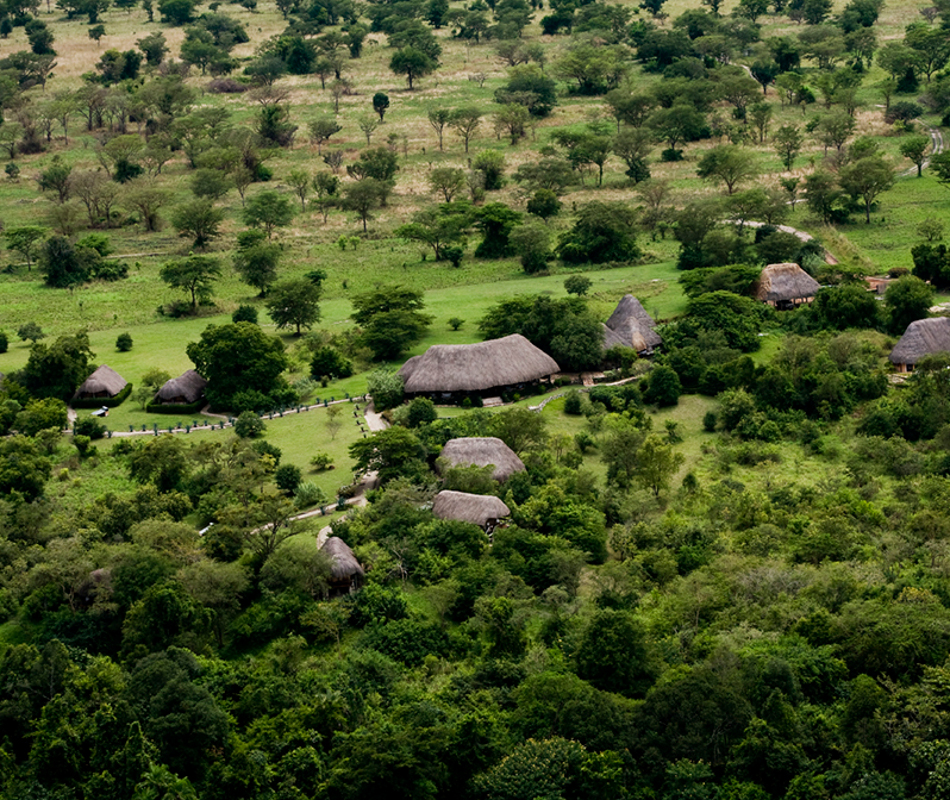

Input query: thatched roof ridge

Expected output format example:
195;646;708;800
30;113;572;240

432;490;510;527
398;334;559;393
320;536;364;581
890;317;950;365
77;365;127;397
439;437;526;482
155;370;208;403
755;263;820;303
604;295;662;352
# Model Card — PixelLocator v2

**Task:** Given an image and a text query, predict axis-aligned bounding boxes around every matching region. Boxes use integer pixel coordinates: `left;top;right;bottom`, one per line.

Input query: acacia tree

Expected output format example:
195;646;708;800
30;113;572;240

342;178;386;232
900;135;930;177
171;198;225;249
160;255;222;310
390;46;437;90
243;191;294;238
696;145;758;195
448;107;481;153
773;125;804;171
839;155;895;223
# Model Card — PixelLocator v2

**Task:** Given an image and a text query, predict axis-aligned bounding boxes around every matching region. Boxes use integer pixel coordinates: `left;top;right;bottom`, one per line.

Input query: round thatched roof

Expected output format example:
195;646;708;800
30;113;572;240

320;536;364;581
754;263;821;303
890;317;950;365
603;295;662;352
155;370;208;403
76;365;127;397
439;437;526;482
398;334;559;394
432;490;510;527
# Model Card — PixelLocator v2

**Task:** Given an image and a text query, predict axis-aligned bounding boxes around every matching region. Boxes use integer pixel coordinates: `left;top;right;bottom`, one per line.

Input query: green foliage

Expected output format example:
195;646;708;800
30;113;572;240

265;278;321;335
352;285;432;361
115;332;133;351
885;275;935;334
556;201;640;264
367;369;404;411
234;410;266;438
20;331;95;401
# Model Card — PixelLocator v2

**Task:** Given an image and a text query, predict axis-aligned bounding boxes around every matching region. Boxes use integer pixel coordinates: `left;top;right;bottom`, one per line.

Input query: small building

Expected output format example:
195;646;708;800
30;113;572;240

398;334;560;400
754;262;821;309
432;490;510;536
154;369;208;406
320;536;365;595
75;365;127;401
438;437;526;482
603;294;662;355
889;316;950;373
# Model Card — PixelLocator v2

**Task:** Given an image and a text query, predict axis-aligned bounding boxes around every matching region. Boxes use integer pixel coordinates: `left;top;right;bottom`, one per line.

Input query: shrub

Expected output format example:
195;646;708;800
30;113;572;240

232;305;259;324
448;317;464;331
0;331;7;353
115;332;133;351
275;464;302;495
310;452;334;471
73;417;107;440
563;389;583;415
234;410;266;438
294;480;328;509
207;77;247;93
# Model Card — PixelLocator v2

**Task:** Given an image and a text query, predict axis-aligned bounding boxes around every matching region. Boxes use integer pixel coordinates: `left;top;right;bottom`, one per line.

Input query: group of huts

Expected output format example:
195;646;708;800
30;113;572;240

72;366;208;409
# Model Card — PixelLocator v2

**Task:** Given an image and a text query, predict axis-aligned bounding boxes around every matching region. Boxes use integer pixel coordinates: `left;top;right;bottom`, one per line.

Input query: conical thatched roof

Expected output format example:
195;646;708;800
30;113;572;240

432;490;510;527
76;365;127;398
320;537;364;581
155;370;208;404
603;295;662;353
439;437;526;482
890;317;950;365
755;263;820;303
398;334;559;394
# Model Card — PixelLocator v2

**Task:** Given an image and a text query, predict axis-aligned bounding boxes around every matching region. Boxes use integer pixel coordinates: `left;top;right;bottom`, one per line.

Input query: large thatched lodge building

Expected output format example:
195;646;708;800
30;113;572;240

755;263;821;309
437;437;526;482
320;536;364;595
603;294;662;355
890;317;950;372
398;334;559;401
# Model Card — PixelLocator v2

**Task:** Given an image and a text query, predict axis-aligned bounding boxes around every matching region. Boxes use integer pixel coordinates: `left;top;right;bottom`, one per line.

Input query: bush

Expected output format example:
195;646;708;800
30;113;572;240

310;452;334;471
207;77;247;93
234;410;266;438
115;332;133;351
294;480;328;509
563;389;583;415
232;305;259;324
0;331;7;353
275;464;302;495
310;346;353;381
73;416;106;440
703;411;717;432
448;317;464;331
406;397;437;428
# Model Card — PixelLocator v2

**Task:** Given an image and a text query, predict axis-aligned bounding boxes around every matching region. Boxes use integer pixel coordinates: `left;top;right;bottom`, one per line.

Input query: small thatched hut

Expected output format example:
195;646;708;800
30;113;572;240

398;334;559;399
75;365;127;400
438;437;526;482
890;317;950;372
603;294;662;354
754;263;821;308
154;370;208;405
320;536;364;595
432;490;510;534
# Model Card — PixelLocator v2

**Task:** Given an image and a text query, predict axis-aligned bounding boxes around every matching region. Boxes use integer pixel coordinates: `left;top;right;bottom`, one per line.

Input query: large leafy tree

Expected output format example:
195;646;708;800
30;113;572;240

185;322;289;409
242;190;295;238
265;278;322;335
352;286;433;360
19;331;95;401
885;275;935;334
556;201;640;264
348;427;427;484
390;46;437;89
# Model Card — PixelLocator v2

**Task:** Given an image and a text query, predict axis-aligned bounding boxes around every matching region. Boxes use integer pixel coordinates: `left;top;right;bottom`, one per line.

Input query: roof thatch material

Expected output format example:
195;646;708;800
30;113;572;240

432;490;510;527
155;370;208;404
439;437;526;482
398;334;559;394
755;263;821;303
603;295;662;352
320;537;365;582
890;317;950;365
76;365;127;398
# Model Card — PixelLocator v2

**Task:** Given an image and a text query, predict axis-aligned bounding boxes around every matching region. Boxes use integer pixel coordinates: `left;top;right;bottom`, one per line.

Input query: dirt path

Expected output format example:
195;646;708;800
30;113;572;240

734;221;839;265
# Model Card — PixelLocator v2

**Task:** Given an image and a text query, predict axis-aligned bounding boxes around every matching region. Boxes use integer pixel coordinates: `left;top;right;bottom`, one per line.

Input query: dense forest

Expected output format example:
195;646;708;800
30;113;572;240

2;0;950;792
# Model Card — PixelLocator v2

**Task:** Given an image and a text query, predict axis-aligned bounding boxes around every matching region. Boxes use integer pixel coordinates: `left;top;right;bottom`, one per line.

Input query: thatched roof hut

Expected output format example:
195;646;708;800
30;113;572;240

398;334;559;396
154;370;208;405
320;536;364;593
890;317;950;372
439;437;526;482
432;490;510;530
603;295;662;354
754;263;821;307
75;365;127;399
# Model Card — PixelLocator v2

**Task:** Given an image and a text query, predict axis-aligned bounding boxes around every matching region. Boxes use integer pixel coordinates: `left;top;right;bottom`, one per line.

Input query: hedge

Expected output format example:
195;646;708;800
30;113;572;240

146;398;207;415
71;383;133;409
